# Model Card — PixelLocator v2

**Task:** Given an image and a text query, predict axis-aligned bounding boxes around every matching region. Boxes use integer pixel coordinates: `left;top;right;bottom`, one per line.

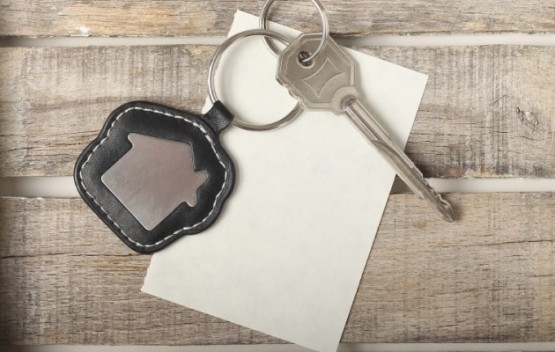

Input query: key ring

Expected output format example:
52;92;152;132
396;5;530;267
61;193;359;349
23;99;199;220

260;0;330;63
208;29;304;131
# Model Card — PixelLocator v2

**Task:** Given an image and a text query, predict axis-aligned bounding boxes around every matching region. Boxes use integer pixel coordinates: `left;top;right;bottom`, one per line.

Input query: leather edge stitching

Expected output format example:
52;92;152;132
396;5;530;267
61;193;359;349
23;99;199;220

77;106;229;249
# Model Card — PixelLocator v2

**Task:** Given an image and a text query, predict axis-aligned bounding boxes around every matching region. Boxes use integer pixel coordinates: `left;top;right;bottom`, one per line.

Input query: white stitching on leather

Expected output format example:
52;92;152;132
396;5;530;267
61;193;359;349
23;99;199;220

78;106;228;249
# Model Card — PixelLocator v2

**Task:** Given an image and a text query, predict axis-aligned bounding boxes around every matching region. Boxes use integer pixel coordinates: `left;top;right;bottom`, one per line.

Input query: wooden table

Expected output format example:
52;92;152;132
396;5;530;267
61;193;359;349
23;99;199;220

1;0;554;346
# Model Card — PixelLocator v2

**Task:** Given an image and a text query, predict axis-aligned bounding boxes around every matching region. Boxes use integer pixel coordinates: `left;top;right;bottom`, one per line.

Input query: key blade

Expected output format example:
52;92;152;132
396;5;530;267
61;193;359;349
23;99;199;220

277;33;358;114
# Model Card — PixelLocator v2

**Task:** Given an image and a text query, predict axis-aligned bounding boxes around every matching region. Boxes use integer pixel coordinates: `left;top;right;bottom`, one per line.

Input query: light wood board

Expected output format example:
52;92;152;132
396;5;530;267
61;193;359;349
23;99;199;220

1;1;555;37
1;194;554;344
1;45;555;178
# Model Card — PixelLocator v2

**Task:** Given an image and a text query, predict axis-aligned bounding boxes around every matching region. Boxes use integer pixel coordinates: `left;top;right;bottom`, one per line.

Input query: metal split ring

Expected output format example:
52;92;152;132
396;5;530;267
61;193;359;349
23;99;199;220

207;29;304;131
260;0;330;63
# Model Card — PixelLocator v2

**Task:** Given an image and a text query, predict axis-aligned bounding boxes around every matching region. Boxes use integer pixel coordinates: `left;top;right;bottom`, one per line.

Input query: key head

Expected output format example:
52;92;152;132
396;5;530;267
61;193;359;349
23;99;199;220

277;33;358;114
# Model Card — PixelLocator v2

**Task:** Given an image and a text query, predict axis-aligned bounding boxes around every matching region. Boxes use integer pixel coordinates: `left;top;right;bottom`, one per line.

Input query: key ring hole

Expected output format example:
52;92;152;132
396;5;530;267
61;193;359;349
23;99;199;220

207;29;304;132
298;51;314;67
260;0;329;63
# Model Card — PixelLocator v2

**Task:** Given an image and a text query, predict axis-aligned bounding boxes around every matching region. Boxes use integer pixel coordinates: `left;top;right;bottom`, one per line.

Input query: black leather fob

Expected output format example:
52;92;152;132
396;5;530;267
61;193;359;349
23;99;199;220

74;101;235;254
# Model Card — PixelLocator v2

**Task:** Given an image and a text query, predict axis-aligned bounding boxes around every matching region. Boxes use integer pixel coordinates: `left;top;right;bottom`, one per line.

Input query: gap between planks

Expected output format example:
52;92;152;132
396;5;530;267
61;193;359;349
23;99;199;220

4;342;555;352
2;177;555;198
1;33;555;48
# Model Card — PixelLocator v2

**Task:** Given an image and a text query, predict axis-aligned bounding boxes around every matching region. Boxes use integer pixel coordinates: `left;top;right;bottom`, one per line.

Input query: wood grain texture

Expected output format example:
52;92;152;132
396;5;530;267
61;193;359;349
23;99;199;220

1;1;555;37
1;194;554;344
1;45;555;178
0;196;280;345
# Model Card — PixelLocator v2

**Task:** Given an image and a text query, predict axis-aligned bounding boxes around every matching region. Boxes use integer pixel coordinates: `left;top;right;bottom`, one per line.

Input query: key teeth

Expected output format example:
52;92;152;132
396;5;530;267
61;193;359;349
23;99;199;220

419;176;455;222
438;195;456;222
444;205;456;222
426;183;455;222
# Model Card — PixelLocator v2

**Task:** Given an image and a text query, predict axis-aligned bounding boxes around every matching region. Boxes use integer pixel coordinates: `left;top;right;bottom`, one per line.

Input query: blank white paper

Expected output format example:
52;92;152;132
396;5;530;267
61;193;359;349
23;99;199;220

143;11;428;352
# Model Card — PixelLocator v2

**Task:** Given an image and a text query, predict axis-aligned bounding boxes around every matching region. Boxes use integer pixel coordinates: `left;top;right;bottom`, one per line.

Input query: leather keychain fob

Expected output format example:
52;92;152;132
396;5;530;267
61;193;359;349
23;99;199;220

74;101;235;253
75;30;302;254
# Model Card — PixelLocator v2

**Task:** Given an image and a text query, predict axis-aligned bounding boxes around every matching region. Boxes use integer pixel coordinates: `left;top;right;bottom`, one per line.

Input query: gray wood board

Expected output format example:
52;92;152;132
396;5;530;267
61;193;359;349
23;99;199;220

1;1;555;37
1;194;554;344
1;45;555;178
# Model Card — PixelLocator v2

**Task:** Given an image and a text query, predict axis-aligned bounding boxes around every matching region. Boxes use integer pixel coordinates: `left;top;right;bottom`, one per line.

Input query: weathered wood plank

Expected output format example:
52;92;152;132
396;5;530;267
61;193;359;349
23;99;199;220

0;196;279;345
1;1;554;37
1;194;554;344
345;193;555;343
2;45;555;178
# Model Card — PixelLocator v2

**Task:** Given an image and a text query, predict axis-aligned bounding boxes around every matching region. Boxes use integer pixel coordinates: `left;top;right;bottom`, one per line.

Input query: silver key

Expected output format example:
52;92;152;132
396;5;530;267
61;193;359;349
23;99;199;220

277;33;455;222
